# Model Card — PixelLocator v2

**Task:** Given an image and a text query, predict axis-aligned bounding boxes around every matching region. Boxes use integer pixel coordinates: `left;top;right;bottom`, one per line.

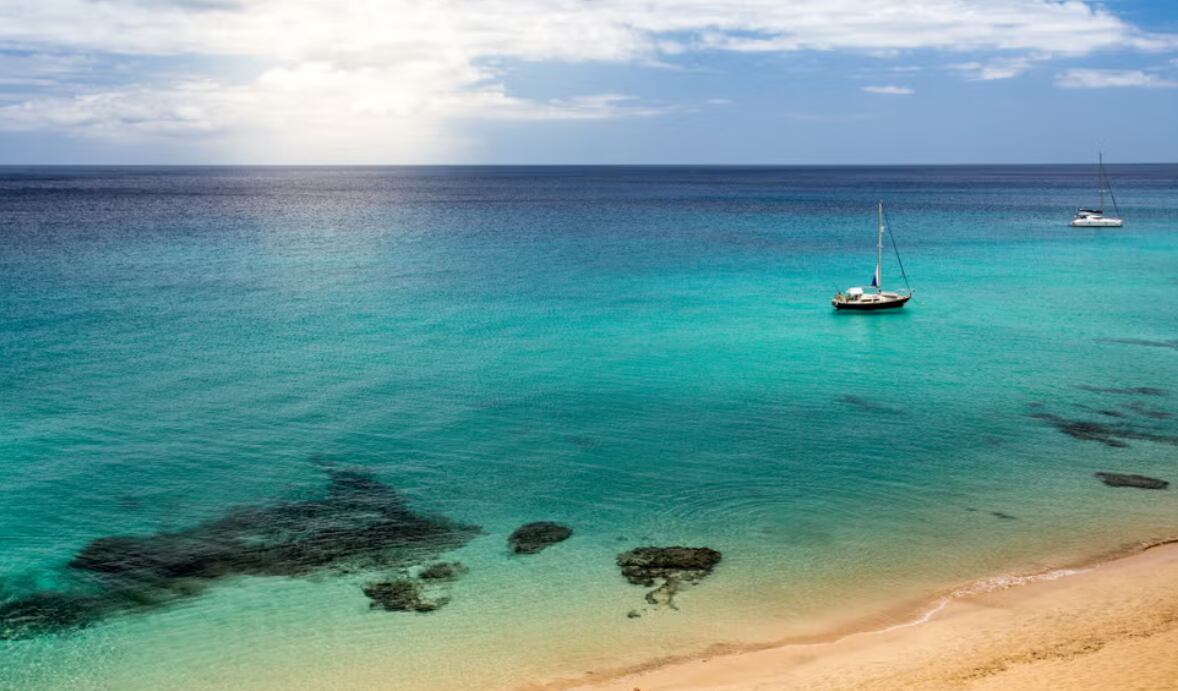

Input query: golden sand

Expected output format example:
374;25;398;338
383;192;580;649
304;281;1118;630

544;541;1178;690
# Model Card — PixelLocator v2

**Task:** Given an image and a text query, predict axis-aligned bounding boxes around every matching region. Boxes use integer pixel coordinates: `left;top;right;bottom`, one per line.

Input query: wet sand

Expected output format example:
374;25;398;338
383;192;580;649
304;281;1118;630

548;541;1178;690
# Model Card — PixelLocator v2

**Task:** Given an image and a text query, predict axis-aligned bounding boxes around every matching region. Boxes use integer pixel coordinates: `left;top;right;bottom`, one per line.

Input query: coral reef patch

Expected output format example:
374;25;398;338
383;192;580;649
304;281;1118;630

0;468;480;639
616;546;721;609
1094;472;1169;490
508;522;573;555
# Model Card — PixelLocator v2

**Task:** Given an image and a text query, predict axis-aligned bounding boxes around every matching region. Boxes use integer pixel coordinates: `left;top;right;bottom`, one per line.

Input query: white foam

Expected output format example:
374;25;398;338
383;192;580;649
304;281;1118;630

861;566;1093;638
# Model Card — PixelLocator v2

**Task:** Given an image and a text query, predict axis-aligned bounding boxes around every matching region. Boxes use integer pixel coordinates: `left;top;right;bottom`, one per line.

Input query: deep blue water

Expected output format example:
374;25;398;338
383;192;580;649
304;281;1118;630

2;165;1177;689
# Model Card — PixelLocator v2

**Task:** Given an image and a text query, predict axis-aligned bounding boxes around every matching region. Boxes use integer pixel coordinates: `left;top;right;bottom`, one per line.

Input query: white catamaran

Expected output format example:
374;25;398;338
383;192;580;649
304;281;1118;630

832;202;912;311
1070;153;1123;227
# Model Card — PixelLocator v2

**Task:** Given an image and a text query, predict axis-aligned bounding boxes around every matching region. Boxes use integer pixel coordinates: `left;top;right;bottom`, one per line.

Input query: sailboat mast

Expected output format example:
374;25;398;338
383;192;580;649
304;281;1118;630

876;201;884;292
1099;151;1104;209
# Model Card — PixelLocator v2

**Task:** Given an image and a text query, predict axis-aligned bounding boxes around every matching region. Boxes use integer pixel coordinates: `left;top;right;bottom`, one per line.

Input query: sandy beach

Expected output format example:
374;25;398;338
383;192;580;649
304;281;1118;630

546;541;1178;691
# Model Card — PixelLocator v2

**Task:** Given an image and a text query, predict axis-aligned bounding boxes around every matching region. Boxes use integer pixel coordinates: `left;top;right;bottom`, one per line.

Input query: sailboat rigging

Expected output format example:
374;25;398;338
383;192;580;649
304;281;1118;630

832;202;912;311
1070;152;1123;227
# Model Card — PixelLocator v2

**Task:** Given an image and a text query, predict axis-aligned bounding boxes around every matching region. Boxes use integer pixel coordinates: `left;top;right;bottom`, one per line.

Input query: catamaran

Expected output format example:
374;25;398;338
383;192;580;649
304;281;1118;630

832;202;912;311
1070;153;1123;227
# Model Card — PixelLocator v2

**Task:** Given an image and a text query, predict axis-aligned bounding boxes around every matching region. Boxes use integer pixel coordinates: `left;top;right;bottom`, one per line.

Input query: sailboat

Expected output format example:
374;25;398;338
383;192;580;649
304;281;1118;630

1070;153;1123;227
832;202;912;311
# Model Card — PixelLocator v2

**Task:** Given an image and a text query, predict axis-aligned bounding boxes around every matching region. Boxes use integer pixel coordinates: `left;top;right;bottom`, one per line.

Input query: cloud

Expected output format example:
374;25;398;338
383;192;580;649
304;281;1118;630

0;0;1175;160
949;53;1050;81
2;1;1167;60
862;85;914;95
1055;68;1178;89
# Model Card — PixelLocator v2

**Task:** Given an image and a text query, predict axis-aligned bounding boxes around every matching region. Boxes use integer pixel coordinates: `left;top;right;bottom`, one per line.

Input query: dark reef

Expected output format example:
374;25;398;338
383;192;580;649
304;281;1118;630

617;546;722;609
362;579;448;612
0;468;480;639
1028;412;1178;448
508;521;573;554
1094;472;1169;490
1123;401;1172;420
418;561;467;581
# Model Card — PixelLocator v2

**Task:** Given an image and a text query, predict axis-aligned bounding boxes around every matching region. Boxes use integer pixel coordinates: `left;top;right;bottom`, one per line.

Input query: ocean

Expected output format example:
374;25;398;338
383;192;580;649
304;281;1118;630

2;165;1176;689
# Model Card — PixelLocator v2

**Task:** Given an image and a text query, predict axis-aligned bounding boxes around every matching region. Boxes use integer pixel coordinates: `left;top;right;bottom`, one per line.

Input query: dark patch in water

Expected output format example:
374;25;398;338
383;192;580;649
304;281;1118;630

363;579;448;612
838;394;904;415
1075;385;1168;397
617;546;721;610
116;495;145;511
1123;402;1172;420
1027;412;1178;448
990;511;1018;520
1094;472;1169;490
0;469;480;639
564;435;595;448
1074;404;1127;418
1095;338;1178;352
1027;413;1130;447
418;561;466;581
508;521;573;555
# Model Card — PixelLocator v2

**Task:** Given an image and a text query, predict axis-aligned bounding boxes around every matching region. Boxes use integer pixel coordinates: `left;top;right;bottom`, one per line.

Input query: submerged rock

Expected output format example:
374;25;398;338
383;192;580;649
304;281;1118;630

1027;412;1178;448
1;467;480;639
1094;472;1169;490
418;561;467;581
617;546;722;586
0;592;107;639
617;546;722;609
1027;414;1130;448
508;521;573;554
363;579;447;612
69;469;480;581
1123;402;1172;420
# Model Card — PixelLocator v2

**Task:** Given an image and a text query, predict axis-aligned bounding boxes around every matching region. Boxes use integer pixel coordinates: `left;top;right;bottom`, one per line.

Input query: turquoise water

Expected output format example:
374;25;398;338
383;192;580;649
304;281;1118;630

2;165;1177;689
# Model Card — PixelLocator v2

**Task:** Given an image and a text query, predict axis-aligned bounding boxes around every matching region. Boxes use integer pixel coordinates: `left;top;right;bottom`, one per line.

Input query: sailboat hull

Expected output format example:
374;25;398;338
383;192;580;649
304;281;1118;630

833;295;911;311
1070;218;1123;227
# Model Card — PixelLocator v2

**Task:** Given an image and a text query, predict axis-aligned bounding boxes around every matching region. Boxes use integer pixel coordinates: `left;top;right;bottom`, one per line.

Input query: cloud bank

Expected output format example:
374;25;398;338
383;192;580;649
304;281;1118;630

0;0;1174;161
1056;68;1178;89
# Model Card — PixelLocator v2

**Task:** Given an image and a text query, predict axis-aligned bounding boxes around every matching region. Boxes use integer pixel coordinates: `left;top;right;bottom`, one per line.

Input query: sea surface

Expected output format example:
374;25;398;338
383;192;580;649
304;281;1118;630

2;165;1177;690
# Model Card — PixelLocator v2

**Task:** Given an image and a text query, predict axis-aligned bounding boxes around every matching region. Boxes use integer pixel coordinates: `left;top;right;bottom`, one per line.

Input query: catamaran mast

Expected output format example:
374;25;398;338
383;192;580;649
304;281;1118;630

1099;151;1105;210
876;201;884;292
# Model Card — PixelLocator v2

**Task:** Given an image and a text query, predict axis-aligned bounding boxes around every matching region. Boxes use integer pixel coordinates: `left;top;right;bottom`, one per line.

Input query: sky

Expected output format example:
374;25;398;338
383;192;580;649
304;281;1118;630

1;0;1177;164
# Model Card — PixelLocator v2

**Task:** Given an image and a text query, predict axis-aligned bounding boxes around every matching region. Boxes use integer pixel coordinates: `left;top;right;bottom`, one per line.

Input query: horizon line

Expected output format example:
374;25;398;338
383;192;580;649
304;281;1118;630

2;161;1177;168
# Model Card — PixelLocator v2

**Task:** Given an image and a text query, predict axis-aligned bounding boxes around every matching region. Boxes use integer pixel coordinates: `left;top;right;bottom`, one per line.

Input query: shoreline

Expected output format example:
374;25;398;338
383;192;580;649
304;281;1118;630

532;537;1178;690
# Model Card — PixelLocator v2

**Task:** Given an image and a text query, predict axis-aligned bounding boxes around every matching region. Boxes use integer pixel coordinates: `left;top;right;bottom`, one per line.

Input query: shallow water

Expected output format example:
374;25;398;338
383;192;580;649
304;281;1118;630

2;165;1177;689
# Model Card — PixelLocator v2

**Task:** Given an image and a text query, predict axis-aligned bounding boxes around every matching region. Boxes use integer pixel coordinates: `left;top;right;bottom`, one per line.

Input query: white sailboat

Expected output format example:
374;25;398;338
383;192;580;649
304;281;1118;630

832;202;912;311
1070;153;1123;227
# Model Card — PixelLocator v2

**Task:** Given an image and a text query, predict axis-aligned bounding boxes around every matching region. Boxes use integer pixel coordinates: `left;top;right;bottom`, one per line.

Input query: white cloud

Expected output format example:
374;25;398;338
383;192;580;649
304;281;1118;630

0;0;1174;160
949;53;1050;81
1055;68;1178;89
2;1;1167;60
862;85;914;95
